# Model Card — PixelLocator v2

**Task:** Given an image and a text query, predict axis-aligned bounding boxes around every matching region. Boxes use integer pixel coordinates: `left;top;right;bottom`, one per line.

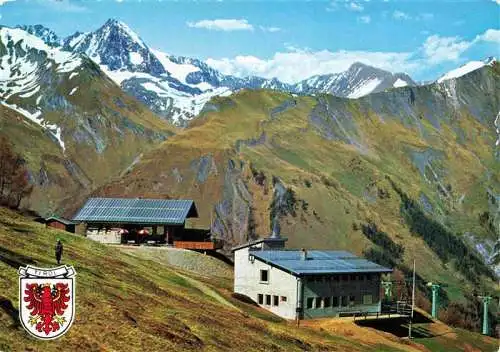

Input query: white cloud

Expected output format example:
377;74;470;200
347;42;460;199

476;29;500;43
187;19;254;31
0;0;15;5
260;26;281;33
392;11;433;21
358;15;371;24
205;28;494;84
393;10;411;20
206;47;416;84
493;0;500;4
347;2;364;11
422;35;472;63
116;0;124;2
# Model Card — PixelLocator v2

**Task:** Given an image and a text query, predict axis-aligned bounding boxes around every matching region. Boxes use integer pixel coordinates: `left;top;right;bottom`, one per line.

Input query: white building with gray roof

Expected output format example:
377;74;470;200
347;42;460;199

232;225;392;320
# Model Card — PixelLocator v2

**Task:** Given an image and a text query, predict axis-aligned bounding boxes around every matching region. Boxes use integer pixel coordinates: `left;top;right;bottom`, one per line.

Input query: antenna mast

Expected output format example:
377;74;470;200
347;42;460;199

409;259;416;338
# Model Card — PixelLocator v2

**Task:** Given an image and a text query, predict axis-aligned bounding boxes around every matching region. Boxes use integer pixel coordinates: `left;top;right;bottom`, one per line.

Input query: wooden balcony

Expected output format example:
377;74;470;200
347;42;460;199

173;240;223;250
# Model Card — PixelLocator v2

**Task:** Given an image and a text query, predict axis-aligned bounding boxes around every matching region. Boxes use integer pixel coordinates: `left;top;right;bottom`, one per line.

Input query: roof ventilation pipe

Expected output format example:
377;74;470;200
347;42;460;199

270;218;281;239
301;248;308;261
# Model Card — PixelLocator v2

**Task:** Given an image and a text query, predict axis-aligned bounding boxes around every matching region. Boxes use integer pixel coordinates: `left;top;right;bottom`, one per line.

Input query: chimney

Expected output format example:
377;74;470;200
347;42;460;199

270;218;281;239
301;248;308;261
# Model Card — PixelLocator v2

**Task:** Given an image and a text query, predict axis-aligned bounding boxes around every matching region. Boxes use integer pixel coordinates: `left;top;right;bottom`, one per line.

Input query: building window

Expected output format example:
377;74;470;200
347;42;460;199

366;274;372;281
363;295;373;305
341;296;348;307
332;296;339;307
260;269;269;283
350;274;357;281
273;295;279;306
349;295;356;306
306;297;314;309
333;275;339;282
314;276;322;282
323;297;331;308
342;275;348;281
314;297;321;309
258;294;264;304
265;294;271;305
281;296;287;302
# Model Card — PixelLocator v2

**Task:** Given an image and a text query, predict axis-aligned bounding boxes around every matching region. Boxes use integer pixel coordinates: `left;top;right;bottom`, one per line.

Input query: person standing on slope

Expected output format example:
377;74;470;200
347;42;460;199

55;239;63;265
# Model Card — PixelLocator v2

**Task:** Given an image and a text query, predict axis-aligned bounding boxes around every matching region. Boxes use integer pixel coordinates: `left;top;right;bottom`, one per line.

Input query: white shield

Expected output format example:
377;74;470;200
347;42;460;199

18;265;76;340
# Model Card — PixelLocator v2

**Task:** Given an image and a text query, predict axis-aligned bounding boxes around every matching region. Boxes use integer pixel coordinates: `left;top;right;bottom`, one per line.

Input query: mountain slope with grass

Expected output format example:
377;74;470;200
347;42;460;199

88;62;500;322
0;27;177;215
0;207;497;351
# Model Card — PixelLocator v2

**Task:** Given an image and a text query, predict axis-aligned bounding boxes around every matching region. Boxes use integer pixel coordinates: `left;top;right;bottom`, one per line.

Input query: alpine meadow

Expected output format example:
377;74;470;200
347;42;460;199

0;2;499;351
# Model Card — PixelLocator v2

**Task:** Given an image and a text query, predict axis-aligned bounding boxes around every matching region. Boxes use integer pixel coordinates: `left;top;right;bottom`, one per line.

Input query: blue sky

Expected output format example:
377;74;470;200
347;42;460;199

0;0;499;82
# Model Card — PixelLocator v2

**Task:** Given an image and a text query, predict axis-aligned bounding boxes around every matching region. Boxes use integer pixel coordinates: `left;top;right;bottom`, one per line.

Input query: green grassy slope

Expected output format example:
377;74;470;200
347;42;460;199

90;65;499;312
0;207;497;352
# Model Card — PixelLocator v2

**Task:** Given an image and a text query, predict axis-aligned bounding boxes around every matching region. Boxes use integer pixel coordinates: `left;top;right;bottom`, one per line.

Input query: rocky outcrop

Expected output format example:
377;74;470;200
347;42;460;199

212;160;256;250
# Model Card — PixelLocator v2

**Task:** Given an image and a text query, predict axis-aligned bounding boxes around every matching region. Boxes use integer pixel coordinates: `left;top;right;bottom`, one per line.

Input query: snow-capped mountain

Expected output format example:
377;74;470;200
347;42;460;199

0;27;84;150
437;57;496;83
57;19;234;125
15;24;61;47
14;19;419;125
53;19;417;124
293;62;415;98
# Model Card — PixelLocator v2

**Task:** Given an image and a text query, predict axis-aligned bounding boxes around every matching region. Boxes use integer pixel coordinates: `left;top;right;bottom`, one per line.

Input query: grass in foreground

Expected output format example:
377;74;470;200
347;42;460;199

0;207;497;351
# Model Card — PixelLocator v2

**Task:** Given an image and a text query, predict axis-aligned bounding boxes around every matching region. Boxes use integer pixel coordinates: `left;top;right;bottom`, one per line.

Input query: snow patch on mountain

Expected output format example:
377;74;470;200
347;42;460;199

437;61;486;83
16;24;60;47
68;32;86;48
393;78;408;88
129;52;143;66
0;27;84;152
348;78;382;98
69;87;78;96
0;28;81;72
1;101;65;151
0;27;81;101
18;86;40;98
152;49;200;86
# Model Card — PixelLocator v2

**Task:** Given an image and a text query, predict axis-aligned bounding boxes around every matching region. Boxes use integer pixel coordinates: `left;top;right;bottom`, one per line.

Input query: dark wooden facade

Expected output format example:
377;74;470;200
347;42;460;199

36;217;77;233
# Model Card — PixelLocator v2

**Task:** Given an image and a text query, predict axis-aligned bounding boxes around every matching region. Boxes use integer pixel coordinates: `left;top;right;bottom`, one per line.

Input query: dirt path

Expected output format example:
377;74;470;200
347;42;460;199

175;272;241;312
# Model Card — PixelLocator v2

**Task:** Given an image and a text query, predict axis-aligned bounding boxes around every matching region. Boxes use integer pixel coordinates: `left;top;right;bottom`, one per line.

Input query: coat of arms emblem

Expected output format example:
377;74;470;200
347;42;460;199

18;265;76;340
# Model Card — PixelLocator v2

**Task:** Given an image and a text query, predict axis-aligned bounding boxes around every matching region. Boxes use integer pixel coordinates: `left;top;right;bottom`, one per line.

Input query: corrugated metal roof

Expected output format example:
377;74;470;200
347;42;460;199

251;250;392;276
73;198;198;225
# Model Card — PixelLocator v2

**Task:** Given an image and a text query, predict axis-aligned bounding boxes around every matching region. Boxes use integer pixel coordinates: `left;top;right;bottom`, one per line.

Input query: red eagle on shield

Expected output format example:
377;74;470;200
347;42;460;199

24;282;70;335
19;265;76;340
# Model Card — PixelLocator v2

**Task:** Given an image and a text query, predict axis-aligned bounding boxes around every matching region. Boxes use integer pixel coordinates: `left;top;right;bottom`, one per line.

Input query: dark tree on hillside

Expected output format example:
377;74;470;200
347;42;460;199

0;137;33;209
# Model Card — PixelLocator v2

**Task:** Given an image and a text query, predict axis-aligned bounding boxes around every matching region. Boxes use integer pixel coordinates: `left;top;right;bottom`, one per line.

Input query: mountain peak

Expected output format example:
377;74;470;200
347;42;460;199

349;61;370;69
99;18;145;48
347;61;389;76
437;57;495;83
